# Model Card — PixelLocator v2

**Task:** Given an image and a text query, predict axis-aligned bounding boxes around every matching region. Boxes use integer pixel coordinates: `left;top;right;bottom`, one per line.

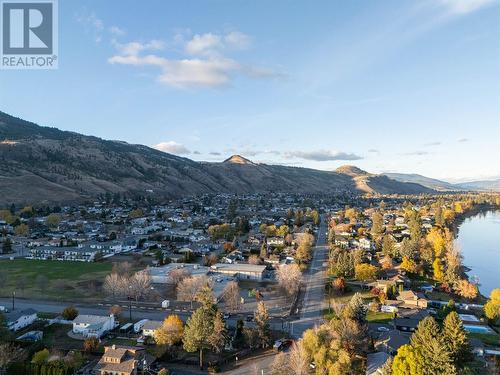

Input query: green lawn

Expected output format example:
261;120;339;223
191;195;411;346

0;259;112;302
367;310;394;323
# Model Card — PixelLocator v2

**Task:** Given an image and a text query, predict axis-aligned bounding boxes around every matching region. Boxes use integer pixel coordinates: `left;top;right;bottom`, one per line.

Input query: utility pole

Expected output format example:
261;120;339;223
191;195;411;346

128;285;132;321
12;291;15;310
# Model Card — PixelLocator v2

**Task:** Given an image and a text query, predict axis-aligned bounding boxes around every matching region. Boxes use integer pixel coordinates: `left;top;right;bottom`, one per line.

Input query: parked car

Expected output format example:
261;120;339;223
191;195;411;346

274;338;293;351
377;326;390;332
246;315;254;322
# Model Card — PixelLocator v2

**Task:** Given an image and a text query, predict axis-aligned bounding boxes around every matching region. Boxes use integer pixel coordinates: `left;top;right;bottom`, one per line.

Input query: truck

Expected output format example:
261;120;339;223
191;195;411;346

161;300;170;308
134;319;149;333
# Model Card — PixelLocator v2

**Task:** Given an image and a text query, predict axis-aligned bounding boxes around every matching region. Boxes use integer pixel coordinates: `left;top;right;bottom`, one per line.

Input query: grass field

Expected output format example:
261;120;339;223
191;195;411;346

0;259;112;302
367;310;394;323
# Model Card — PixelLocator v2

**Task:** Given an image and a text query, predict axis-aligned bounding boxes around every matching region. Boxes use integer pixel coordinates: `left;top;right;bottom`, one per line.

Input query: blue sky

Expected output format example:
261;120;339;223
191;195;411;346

1;0;499;181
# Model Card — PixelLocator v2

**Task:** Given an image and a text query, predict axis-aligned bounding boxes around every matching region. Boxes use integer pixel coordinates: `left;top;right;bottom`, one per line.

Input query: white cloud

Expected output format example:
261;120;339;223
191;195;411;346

186;33;222;56
109;26;126;36
284;150;363;161
108;30;277;89
153;141;191;155
112;40;164;57
224;31;252;49
438;0;498;14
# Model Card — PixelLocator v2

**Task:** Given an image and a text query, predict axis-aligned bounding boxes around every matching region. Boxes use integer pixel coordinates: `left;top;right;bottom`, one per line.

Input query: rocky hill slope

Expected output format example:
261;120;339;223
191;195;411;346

0;111;435;204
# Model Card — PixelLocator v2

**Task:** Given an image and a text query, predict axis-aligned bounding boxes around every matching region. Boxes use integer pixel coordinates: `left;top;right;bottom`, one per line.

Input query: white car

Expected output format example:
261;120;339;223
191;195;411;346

377;326;390;332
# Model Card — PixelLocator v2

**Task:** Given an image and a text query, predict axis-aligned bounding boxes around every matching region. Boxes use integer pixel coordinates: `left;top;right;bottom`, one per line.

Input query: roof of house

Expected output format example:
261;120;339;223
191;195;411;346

143;320;162;330
5;308;37;322
366;352;391;375
375;330;410;353
212;263;266;273
73;314;112;325
95;346;144;374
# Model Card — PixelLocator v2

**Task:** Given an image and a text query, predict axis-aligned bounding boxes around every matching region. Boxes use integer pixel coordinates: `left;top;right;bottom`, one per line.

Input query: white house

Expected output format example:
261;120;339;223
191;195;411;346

6;308;37;331
72;314;115;338
142;320;162;337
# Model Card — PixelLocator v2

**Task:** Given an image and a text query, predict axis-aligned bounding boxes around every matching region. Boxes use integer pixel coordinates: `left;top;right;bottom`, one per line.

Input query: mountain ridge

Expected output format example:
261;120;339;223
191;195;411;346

0;110;438;204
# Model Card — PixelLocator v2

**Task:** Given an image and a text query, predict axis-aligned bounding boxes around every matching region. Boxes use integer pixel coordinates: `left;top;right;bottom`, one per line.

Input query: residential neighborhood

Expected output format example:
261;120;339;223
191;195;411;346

0;192;499;374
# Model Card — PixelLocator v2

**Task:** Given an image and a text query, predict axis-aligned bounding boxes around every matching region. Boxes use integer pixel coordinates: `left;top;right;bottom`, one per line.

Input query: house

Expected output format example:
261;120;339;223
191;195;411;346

211;263;266;281
375;330;410;355
366;352;391;375
266;237;285;246
393;309;429;332
369;279;396;294
94;345;153;375
5;308;37;331
396;290;428;308
72;314;115;338
142;320;162;337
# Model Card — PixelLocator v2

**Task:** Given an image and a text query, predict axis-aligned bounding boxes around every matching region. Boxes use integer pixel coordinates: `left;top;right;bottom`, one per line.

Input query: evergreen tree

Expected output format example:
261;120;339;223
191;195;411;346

443;312;472;367
183;305;215;369
344;292;367;325
382;235;395;257
410;317;456;375
183;285;217;369
254;301;271;348
208;311;228;353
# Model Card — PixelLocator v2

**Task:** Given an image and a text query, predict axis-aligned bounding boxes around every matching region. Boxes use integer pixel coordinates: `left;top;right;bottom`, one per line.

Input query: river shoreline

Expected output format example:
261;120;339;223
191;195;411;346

453;205;499;298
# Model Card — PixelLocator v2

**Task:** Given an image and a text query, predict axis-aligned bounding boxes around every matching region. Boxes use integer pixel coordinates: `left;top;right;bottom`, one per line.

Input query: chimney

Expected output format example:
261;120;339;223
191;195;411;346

112;344;116;350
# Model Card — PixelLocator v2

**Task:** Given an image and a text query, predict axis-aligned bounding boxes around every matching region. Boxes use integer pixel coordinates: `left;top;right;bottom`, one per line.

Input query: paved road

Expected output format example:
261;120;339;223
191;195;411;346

290;215;328;338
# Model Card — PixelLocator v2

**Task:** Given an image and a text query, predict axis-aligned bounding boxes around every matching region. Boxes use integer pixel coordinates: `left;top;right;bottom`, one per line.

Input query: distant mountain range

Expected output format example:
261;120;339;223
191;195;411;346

0;110;494;205
383;173;500;192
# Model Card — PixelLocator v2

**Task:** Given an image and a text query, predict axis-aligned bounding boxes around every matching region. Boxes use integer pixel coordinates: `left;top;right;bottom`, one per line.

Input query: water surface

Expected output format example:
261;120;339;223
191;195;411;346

455;210;500;297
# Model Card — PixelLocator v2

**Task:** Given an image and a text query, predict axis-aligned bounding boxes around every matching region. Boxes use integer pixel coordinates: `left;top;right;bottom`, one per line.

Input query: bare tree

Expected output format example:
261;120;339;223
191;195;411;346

288;340;309;375
271;352;288;375
103;273;127;299
169;268;191;286
177;276;210;308
276;264;302;297
0;344;26;374
110;305;122;317
203;253;218;266
129;270;152;301
248;255;263;265
222;281;240;312
112;261;132;276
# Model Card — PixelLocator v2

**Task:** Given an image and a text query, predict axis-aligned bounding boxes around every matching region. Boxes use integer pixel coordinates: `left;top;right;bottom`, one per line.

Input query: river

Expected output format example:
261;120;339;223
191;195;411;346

455;209;500;297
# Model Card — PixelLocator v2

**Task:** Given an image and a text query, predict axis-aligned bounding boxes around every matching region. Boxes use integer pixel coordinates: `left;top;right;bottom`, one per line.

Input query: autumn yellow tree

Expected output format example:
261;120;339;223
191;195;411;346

354;263;378;281
154;315;184;346
433;258;445;282
426;228;446;257
484;289;500;321
401;256;417;274
455;280;478;300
